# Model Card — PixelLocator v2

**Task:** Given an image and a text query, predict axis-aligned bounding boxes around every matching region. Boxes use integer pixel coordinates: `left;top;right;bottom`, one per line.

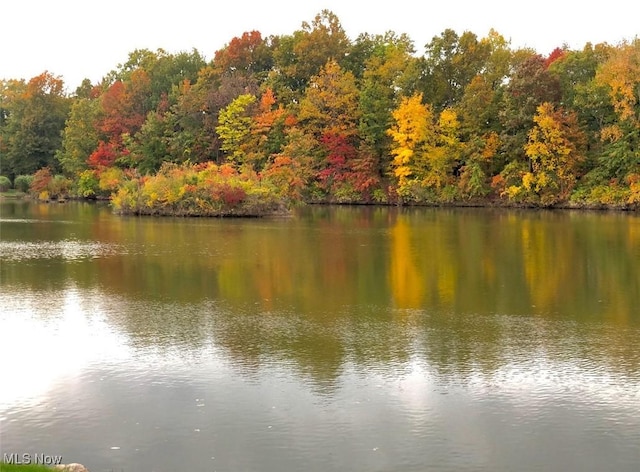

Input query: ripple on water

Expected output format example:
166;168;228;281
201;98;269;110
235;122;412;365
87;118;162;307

0;239;125;261
0;218;74;224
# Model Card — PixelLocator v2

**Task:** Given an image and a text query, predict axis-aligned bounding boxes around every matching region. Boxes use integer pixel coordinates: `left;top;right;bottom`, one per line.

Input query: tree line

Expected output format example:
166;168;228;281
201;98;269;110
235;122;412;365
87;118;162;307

1;10;639;210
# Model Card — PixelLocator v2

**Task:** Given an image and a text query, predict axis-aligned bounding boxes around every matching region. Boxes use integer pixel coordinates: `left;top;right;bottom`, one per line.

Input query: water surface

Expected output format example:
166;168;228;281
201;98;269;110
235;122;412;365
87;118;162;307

1;201;639;471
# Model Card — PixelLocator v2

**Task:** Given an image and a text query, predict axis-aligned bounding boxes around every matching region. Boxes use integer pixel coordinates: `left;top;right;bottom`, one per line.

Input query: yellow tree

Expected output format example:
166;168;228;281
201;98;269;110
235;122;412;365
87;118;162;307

522;102;586;203
216;93;257;164
422;108;463;190
298;58;360;138
388;94;462;199
387;93;434;196
594;40;640;179
596;40;640;124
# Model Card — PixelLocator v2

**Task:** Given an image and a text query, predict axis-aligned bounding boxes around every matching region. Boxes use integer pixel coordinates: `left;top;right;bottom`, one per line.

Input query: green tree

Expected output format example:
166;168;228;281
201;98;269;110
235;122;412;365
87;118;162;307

549;42;614;173
358;32;420;178
499;52;561;167
456;30;513;138
168;68;259;163
0;72;70;178
125;111;173;174
421;29;492;110
0;79;26;172
455;30;513;182
56;97;101;175
108;48;206;111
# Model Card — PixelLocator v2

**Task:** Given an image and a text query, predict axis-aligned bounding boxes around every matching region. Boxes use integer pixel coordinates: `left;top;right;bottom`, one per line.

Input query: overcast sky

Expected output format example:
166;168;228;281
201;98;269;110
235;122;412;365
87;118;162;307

2;0;637;91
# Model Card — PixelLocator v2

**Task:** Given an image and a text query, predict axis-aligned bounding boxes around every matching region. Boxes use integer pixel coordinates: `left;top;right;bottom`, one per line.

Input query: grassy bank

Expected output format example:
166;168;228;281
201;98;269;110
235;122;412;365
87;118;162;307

0;464;56;471
0;190;27;199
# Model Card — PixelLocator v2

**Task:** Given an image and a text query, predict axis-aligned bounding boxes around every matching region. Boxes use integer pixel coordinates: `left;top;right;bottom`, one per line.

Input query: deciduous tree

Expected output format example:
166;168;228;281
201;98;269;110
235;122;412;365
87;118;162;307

216;94;257;164
214;31;273;79
56;97;101;175
0;72;70;177
387;93;434;196
499;53;562;165
520;102;586;203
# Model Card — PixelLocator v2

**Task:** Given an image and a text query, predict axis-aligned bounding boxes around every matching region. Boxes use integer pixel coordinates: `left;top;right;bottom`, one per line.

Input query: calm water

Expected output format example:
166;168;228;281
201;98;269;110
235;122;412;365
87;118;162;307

1;201;639;472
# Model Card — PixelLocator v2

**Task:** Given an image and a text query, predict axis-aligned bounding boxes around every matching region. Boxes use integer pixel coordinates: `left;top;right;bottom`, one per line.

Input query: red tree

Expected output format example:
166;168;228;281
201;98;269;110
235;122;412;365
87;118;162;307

87;141;118;168
545;47;566;69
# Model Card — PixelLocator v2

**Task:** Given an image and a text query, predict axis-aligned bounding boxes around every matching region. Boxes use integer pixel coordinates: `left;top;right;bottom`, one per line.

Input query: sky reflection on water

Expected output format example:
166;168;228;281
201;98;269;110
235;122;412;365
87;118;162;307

1;283;639;472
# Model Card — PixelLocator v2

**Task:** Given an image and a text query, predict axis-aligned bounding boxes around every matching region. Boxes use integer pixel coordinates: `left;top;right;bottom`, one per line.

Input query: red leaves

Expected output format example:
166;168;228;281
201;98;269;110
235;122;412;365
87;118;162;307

545;47;566;69
213;184;246;207
99;80;147;142
316;133;382;199
350;148;381;194
318;133;356;186
214;31;268;74
30;167;53;194
87;141;118;168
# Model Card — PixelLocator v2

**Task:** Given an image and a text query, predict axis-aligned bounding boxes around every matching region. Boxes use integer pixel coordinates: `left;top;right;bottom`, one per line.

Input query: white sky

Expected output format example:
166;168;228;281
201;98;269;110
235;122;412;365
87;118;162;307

1;0;637;91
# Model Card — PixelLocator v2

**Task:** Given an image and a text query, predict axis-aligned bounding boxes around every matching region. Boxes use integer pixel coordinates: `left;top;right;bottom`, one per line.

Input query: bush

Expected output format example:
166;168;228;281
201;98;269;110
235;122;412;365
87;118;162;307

458;161;489;199
111;161;287;217
49;175;72;198
372;188;389;204
30;168;53;196
98;167;125;193
76;169;100;198
13;175;33;192
0;175;11;192
332;182;360;203
26;168;72;200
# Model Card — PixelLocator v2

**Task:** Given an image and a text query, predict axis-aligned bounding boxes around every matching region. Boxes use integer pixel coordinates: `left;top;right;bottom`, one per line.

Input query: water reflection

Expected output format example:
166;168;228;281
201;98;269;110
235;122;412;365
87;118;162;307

0;287;130;411
0;240;123;261
1;202;640;471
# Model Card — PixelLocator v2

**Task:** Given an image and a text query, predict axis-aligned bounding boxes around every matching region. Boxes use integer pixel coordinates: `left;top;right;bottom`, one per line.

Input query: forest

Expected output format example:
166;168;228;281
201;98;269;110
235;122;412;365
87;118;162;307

1;10;639;213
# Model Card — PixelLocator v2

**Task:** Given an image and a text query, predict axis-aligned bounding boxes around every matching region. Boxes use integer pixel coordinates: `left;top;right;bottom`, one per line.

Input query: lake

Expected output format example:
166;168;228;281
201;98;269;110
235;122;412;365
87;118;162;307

1;200;639;472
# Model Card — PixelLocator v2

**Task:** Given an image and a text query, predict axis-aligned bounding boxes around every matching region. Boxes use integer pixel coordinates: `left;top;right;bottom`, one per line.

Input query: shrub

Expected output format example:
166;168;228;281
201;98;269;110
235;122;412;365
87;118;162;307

214;183;246;207
98;167;125;193
48;175;72;198
458;161;489;199
76;170;100;198
30;168;53;195
111;161;287;217
332;182;359;203
0;175;11;192
13;175;33;192
372;188;389;204
439;184;460;203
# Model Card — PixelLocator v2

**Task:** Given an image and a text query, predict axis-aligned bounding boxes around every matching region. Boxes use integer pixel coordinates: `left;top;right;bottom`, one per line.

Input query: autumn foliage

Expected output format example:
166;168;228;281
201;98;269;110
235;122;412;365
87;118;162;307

111;162;285;216
2;12;640;211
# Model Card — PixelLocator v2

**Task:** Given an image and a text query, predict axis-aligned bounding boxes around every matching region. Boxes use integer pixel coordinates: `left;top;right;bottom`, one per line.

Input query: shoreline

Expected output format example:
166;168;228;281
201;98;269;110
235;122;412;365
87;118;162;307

3;192;639;213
